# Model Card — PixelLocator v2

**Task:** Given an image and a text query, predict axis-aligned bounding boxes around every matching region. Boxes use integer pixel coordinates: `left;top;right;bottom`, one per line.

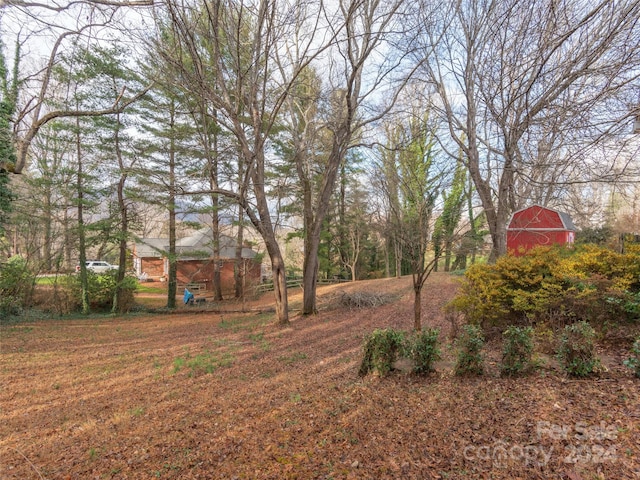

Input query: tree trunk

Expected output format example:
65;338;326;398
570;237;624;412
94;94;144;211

167;195;177;309
413;282;422;331
208;108;223;301
43;186;52;272
394;237;402;278
63;208;72;270
76;117;89;315
272;259;288;325
301;234;319;315
297;145;317;315
466;114;505;263
265;237;289;325
210;194;222;300
250;150;289;325
301;133;348;315
113;111;129;314
234;207;245;299
384;235;390;278
444;238;453;272
338;163;348;270
166;102;177;309
489;220;508;263
113;171;128;313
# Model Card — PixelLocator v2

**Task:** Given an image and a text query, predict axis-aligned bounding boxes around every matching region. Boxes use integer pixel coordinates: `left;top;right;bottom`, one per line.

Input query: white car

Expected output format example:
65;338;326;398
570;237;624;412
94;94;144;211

76;261;118;274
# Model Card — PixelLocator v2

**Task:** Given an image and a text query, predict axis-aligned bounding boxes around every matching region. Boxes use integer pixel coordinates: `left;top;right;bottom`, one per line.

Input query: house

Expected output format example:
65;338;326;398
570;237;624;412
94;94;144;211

133;228;261;295
506;205;576;256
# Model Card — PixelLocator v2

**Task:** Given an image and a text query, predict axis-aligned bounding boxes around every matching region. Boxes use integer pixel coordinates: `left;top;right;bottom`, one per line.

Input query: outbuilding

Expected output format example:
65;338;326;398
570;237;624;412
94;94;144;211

506;205;576;256
132;228;261;296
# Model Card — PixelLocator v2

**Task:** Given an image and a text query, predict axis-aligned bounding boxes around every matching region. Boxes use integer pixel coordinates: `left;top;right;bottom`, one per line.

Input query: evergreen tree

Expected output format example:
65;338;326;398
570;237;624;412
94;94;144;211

0;37;18;235
433;159;466;271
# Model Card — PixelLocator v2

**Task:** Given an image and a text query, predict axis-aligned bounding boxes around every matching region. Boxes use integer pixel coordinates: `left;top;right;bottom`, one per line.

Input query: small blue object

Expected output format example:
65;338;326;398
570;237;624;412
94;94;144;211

183;288;194;305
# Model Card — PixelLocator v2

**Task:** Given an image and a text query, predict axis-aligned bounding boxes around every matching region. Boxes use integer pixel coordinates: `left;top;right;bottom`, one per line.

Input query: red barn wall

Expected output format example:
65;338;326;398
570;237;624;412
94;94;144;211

217;260;261;296
507;230;573;256
507;206;575;256
177;260;215;286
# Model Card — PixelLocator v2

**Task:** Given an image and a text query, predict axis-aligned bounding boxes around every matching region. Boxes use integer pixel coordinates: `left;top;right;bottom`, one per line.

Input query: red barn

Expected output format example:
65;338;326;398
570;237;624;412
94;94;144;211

506;205;576;256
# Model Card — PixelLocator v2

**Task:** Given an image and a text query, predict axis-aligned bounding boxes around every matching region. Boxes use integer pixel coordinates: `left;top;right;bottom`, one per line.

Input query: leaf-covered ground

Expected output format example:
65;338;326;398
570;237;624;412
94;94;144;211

1;273;638;479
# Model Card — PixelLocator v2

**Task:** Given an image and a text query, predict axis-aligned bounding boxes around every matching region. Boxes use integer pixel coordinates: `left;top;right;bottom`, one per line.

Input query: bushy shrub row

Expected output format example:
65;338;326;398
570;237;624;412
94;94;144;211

449;245;640;329
30;272;137;315
1;258;138;318
359;322;640;378
501;325;534;376
556;321;600;377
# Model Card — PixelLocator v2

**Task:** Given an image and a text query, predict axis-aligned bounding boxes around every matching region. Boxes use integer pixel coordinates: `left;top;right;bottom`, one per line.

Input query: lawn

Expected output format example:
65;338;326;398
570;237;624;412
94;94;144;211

1;273;638;479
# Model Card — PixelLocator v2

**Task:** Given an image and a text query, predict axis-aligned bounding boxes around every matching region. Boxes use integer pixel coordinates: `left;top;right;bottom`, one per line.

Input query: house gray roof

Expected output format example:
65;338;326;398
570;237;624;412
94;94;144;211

134;238;166;258
135;228;257;260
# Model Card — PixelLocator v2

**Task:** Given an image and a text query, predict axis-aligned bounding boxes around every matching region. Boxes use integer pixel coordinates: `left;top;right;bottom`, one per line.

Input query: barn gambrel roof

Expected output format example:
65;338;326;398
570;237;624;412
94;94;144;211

507;204;576;231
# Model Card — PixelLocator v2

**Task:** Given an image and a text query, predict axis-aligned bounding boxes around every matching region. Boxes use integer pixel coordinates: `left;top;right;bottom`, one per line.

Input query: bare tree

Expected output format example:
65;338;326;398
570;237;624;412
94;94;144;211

154;0;335;324
417;0;640;261
2;0;152;175
287;0;420;314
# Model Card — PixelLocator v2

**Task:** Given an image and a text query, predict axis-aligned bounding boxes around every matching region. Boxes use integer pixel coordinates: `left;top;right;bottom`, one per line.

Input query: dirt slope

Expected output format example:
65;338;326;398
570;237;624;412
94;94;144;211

1;273;638;479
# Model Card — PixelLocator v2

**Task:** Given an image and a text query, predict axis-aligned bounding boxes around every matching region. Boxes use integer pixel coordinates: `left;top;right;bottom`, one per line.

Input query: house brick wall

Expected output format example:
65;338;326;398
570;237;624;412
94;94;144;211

141;258;164;278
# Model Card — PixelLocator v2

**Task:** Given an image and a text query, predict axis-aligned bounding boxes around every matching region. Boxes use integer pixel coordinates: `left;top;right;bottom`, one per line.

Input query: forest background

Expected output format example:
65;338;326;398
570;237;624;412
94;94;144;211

1;0;639;324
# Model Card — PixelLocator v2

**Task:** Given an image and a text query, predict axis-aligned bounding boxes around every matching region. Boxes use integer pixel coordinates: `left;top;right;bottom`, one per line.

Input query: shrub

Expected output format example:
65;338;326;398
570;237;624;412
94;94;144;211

358;328;405;377
623;336;640;378
556;321;600;377
448;245;640;329
455;324;485;376
607;291;640;321
0;256;35;317
533;323;556;354
47;279;81;315
408;328;441;375
501;326;534;376
58;271;138;313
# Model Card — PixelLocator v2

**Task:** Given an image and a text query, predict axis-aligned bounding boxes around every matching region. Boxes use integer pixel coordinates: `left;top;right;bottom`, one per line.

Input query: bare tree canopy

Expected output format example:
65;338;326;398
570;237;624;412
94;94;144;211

2;0;153;173
416;0;640;261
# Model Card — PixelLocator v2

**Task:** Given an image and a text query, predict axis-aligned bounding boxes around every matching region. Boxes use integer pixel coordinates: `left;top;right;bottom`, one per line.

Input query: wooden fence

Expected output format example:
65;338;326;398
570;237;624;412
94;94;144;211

254;277;350;295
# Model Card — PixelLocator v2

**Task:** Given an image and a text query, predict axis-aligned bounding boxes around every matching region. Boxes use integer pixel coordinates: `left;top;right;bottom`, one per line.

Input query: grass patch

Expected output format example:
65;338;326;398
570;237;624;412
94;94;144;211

129;406;145;417
6;326;34;333
136;282;167;294
249;331;272;351
219;314;269;333
289;392;302;403
88;447;101;460
172;349;236;377
278;352;307;365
